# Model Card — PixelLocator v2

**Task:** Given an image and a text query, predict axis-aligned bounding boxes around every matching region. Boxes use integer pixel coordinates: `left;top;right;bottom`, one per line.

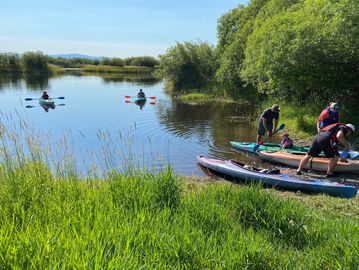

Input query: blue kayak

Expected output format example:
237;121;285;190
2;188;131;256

197;156;357;198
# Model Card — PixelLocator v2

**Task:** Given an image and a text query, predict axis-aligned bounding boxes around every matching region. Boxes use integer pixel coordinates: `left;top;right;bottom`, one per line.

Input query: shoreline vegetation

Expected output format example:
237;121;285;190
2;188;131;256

0;118;358;268
0;159;358;268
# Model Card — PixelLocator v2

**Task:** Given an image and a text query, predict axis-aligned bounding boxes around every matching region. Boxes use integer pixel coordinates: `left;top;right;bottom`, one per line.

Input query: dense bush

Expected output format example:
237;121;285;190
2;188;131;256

0;53;22;73
124;56;159;67
155;41;217;91
21;51;50;74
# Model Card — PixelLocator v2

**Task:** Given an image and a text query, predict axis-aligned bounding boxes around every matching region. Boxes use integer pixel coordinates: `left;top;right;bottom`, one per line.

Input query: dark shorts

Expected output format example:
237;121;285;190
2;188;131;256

307;132;339;158
258;121;273;136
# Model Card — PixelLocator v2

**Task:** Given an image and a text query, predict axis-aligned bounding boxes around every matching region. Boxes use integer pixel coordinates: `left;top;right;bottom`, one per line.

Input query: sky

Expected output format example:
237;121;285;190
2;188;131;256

0;0;248;58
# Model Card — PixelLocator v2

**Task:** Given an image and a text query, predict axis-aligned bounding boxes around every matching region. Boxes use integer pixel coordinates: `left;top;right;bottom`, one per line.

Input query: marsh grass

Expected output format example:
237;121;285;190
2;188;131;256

81;65;154;74
0;113;358;269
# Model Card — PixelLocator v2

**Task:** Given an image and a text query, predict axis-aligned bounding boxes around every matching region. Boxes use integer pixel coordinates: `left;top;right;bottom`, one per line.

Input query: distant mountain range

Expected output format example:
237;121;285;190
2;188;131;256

50;54;104;60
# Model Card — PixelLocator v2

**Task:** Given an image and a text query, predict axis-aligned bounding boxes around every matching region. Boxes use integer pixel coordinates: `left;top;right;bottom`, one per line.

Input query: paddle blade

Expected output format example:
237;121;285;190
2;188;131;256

253;144;261;152
350;151;359;159
149;96;156;99
150;102;156;105
125;100;131;103
278;123;285;131
56;97;65;99
25;105;34;108
25;98;33;101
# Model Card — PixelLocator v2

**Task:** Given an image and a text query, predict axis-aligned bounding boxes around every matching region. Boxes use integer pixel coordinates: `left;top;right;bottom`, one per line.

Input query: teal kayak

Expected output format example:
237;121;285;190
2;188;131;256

230;141;309;154
39;98;55;106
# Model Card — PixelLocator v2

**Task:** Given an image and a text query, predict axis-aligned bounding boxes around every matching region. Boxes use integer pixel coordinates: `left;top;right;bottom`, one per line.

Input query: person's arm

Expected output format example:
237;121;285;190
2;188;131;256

337;130;352;150
273;119;278;133
317;110;328;131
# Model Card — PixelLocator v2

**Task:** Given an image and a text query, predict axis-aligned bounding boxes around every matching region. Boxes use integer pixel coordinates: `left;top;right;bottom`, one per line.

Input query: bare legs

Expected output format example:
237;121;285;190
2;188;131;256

297;154;339;175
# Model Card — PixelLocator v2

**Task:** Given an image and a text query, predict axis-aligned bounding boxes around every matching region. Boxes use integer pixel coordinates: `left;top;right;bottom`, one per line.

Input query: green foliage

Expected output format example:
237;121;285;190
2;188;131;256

0;53;22;73
101;57;124;67
155;41;217;91
48;57;100;67
124;56;159;67
21;51;50;74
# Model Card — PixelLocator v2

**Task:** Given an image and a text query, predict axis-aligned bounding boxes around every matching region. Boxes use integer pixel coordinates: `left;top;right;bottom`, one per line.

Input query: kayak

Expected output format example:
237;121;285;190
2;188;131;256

230;141;308;154
135;97;146;102
258;151;359;173
197;156;357;198
39;98;55;106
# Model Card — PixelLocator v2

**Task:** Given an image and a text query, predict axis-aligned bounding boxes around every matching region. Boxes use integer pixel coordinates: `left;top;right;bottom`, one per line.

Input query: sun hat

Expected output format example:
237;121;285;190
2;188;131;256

271;104;280;112
346;124;355;133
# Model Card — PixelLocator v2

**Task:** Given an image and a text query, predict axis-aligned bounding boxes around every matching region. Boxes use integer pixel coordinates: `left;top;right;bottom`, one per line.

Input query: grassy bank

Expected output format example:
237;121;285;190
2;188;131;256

81;65;154;74
0;159;358;268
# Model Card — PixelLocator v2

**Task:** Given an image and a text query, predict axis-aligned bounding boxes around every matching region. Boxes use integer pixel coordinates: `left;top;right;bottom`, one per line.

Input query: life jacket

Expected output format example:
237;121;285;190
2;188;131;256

321;122;346;143
280;137;293;149
320;107;340;127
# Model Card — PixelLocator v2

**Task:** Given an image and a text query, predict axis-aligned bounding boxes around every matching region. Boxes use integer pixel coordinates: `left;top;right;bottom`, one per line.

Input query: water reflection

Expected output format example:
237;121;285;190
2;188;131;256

135;99;146;110
0;73;22;90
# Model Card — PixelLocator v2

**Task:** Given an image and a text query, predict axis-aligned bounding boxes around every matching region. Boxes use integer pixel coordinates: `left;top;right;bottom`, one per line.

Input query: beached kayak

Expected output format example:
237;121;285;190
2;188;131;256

197;156;357;198
258;151;359;173
39;98;55;106
230;141;308;154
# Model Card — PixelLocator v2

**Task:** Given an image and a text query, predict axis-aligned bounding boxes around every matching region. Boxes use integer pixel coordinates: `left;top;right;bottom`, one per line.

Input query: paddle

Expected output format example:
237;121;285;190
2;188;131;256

253;123;286;152
124;95;156;99
125;100;155;105
26;104;65;108
25;97;65;101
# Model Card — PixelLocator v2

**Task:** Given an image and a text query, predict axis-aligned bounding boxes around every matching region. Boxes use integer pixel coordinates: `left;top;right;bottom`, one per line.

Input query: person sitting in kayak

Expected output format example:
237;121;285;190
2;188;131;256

257;104;280;144
137;89;145;98
296;123;355;178
317;102;340;132
280;132;293;149
41;91;50;100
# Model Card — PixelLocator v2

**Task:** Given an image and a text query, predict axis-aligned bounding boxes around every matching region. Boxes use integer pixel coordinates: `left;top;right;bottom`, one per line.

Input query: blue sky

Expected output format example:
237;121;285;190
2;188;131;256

0;0;248;58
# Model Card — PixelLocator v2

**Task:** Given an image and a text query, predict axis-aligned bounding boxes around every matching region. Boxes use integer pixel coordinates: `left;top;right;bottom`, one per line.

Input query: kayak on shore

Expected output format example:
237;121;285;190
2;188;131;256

230;141;308;154
258;151;359;174
197;156;357;198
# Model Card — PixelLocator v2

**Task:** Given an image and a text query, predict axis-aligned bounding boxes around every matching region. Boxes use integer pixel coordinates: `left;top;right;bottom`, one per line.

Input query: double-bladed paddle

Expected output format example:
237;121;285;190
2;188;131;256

253;123;286;152
124;95;156;99
25;97;65;101
26;104;65;108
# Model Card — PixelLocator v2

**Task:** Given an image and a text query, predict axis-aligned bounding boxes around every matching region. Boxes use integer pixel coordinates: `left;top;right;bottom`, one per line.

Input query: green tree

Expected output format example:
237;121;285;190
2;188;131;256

22;51;50;74
0;53;22;73
155;41;217;91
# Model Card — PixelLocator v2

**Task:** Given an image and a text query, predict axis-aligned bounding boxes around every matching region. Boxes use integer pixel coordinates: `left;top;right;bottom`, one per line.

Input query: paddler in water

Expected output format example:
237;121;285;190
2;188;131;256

41;91;50;100
137;89;145;98
296;123;355;178
317;102;340;132
257;104;280;144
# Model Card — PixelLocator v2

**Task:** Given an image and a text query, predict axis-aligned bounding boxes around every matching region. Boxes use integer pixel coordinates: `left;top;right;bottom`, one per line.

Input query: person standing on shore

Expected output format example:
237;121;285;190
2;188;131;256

296;123;355;178
317;102;340;132
257;104;280;144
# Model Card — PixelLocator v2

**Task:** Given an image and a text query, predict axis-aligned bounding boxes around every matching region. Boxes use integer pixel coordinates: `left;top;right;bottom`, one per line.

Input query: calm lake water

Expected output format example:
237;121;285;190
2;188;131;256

0;73;267;176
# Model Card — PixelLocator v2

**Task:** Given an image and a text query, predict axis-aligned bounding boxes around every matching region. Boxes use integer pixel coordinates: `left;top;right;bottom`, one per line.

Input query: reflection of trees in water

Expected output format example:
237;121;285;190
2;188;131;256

24;74;50;91
156;100;257;144
0;73;23;90
101;74;158;87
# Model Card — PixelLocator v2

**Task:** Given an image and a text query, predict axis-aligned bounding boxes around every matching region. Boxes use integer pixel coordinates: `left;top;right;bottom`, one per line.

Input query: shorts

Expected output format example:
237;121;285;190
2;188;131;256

258;121;273;136
307;132;339;158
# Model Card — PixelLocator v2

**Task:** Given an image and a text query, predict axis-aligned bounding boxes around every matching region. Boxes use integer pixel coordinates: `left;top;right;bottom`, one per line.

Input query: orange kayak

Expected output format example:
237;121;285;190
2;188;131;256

258;151;359;174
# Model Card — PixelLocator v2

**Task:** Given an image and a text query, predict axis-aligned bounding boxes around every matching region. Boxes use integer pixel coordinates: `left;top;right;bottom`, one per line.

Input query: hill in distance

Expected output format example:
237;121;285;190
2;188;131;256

50;54;104;60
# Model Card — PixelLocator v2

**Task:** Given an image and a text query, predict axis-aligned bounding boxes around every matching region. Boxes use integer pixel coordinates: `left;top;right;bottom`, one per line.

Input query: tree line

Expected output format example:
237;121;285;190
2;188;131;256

155;0;359;101
0;51;159;74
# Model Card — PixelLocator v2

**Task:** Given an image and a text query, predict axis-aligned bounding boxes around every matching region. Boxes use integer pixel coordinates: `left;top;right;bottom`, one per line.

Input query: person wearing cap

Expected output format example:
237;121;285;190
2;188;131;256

317;102;340;132
280;131;293;149
137;89;146;98
297;123;355;178
41;91;50;100
257;104;280;144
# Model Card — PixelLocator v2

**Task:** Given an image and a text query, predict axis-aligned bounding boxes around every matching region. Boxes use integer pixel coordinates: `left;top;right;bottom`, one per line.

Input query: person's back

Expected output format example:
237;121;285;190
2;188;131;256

41;91;50;100
137;89;145;98
317;102;340;131
280;132;293;149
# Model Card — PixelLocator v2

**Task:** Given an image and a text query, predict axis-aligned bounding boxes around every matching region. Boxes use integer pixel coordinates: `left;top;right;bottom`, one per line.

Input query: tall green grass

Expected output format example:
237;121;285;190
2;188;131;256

0;112;358;268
